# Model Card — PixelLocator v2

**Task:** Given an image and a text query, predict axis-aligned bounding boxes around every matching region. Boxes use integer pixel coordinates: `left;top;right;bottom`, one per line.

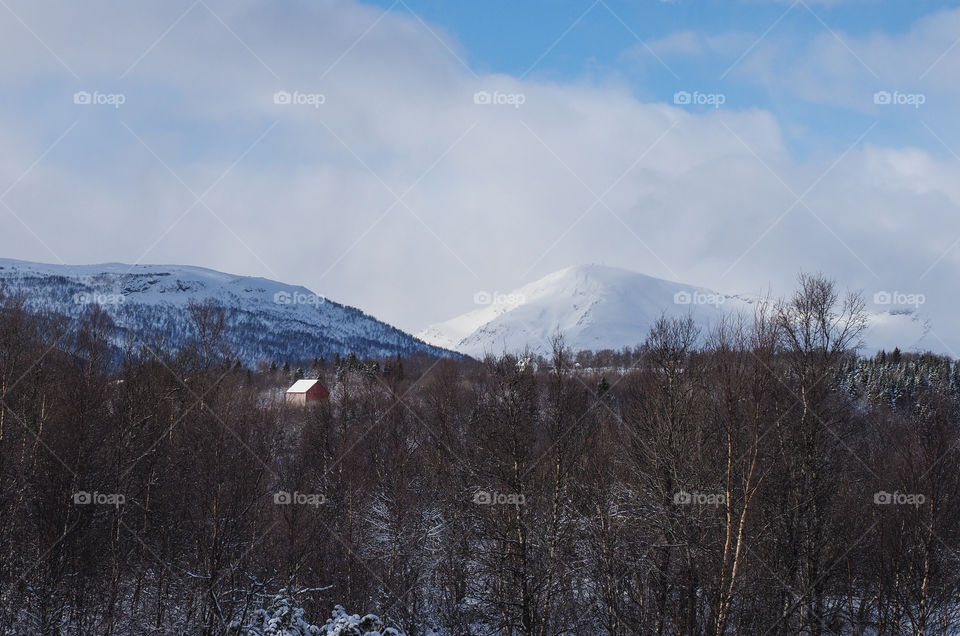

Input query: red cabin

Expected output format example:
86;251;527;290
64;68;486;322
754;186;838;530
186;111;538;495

285;378;329;405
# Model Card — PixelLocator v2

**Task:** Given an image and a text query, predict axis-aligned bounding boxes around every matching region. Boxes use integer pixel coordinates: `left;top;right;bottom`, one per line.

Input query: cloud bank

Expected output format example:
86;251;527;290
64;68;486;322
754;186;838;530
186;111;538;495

0;0;958;353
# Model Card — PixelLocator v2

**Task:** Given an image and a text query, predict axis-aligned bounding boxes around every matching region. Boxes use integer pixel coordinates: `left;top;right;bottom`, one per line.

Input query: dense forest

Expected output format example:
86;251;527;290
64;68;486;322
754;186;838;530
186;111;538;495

0;274;958;634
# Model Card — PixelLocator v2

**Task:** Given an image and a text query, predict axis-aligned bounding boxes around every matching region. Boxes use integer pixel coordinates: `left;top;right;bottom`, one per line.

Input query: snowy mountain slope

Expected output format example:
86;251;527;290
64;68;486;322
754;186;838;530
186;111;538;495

0;258;451;365
417;265;933;358
863;308;933;354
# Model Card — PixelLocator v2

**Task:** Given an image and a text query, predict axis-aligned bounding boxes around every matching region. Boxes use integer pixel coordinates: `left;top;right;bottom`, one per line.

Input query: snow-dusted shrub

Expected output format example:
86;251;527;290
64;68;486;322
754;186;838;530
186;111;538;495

245;588;404;636
245;588;321;635
321;605;404;636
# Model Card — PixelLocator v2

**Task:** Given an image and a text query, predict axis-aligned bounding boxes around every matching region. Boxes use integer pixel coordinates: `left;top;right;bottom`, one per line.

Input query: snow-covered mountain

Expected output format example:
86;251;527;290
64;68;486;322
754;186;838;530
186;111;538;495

417;265;933;358
0;258;451;365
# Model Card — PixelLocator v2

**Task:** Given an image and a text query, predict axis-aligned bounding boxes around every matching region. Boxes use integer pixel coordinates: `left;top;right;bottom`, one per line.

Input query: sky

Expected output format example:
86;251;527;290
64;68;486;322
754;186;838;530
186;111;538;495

1;0;960;350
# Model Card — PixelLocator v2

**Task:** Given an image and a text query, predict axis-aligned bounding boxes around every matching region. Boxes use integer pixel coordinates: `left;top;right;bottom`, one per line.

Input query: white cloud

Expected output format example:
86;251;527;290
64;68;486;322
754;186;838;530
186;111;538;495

0;0;958;353
645;31;704;57
641;30;751;61
729;7;960;107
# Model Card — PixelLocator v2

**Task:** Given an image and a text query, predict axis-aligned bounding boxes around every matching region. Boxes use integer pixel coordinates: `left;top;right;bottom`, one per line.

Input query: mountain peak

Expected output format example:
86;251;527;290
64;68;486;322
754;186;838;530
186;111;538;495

417;265;934;358
416;265;722;357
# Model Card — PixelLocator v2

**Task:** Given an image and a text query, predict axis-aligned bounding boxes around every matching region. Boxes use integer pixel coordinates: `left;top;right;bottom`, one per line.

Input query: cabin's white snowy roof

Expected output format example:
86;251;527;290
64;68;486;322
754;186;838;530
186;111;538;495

286;379;321;393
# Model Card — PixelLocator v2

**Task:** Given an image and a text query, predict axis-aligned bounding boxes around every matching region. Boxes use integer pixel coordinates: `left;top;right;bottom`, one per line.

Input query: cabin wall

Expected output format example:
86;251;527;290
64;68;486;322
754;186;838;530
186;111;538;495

285;392;306;405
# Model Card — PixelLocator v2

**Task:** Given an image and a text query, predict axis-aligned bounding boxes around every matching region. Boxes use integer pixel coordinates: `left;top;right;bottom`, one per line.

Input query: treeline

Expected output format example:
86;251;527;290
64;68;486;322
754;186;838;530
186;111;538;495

0;275;958;634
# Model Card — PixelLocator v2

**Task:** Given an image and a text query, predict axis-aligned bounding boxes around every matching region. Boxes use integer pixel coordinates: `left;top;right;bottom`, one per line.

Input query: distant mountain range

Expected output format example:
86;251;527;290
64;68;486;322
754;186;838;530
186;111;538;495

417;265;934;358
0;260;935;367
0;258;451;366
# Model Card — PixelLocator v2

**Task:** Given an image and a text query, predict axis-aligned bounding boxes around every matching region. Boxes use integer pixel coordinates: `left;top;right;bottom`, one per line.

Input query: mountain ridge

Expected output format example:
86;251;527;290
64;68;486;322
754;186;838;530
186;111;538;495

0;258;453;365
